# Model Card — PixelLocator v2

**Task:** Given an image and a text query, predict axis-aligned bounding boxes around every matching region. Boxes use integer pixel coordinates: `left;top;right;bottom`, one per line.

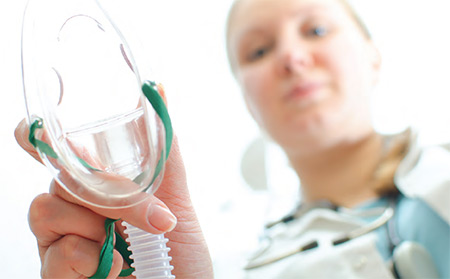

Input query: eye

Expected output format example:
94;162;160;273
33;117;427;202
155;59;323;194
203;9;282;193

247;46;271;62
305;25;329;38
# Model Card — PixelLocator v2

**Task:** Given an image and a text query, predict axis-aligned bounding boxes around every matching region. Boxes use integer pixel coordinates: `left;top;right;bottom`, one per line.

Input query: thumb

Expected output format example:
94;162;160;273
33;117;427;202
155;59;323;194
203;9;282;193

50;180;178;234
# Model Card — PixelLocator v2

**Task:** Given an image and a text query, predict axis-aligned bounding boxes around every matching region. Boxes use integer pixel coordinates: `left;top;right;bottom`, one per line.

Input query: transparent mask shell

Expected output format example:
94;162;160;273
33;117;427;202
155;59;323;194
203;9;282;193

21;0;166;208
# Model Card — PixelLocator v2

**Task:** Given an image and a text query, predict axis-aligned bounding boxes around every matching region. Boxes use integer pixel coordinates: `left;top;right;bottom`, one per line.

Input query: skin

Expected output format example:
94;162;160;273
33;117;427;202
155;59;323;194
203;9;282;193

18;0;386;277
16;85;213;279
227;0;384;206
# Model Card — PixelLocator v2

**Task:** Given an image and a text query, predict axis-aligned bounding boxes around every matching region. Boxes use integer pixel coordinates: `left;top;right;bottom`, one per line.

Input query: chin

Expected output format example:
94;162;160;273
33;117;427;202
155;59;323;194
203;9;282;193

277;110;348;152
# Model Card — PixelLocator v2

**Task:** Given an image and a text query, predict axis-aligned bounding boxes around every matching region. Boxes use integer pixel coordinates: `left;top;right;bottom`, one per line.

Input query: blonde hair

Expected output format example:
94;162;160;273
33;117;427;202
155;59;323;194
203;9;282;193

372;131;411;196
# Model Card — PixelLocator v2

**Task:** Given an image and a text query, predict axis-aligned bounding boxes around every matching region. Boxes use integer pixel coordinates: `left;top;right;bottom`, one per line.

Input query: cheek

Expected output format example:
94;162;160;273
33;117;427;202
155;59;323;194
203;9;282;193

239;67;275;125
310;37;373;129
321;35;369;95
333;38;369;95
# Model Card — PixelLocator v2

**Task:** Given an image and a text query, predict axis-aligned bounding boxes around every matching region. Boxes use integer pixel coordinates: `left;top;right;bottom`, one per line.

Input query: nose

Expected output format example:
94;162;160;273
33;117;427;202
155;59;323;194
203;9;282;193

275;35;312;76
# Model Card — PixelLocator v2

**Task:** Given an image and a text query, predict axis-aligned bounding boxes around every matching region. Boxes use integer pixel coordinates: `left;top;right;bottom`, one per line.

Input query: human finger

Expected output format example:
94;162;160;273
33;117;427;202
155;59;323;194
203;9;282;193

29;192;107;260
15;118;42;163
41;234;123;279
152;135;192;213
50;179;178;235
157;83;167;105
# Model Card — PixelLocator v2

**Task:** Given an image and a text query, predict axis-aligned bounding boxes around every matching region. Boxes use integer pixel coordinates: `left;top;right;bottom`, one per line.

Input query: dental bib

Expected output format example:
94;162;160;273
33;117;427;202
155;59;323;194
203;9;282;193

22;0;174;278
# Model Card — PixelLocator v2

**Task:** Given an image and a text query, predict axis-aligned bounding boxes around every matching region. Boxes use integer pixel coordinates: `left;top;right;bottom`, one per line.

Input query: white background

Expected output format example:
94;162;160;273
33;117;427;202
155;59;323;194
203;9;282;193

1;0;450;278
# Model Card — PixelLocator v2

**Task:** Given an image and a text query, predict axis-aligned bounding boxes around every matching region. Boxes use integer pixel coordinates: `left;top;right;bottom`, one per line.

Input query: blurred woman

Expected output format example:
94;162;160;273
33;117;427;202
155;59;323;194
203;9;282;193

226;0;449;277
16;0;449;278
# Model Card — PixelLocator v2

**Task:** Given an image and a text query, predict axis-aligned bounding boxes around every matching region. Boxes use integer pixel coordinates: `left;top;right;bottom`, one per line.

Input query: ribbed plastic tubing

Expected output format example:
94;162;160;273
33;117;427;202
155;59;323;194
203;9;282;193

123;222;175;279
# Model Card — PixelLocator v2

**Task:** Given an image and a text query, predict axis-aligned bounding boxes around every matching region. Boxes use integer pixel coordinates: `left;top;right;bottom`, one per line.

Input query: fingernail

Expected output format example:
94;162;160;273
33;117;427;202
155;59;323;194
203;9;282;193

147;204;177;232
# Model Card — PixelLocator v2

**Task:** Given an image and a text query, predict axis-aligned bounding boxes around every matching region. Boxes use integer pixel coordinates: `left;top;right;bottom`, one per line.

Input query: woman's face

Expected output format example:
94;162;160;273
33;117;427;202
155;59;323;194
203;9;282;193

228;0;380;155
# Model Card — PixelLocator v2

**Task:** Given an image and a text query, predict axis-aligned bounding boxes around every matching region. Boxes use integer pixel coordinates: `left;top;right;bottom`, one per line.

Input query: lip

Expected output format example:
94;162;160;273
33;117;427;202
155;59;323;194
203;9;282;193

284;82;324;101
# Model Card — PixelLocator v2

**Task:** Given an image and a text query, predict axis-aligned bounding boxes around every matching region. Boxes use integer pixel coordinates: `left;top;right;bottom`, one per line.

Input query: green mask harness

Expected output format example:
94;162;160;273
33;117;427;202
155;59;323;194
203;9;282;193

29;81;173;278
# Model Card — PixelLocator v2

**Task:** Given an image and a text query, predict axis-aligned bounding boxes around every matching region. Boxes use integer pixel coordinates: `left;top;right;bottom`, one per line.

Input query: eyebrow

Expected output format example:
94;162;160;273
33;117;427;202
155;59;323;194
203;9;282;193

287;5;330;19
237;4;333;37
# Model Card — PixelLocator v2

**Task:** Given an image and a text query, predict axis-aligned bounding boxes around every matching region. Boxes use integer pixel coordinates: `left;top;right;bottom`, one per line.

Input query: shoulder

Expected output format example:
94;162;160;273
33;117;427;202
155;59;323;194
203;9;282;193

395;195;449;258
395;195;450;278
396;195;449;238
394;129;450;224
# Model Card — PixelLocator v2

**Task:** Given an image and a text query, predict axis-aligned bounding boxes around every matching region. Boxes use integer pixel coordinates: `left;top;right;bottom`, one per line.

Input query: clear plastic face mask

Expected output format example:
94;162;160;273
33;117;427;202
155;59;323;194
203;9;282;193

22;1;176;278
21;0;166;209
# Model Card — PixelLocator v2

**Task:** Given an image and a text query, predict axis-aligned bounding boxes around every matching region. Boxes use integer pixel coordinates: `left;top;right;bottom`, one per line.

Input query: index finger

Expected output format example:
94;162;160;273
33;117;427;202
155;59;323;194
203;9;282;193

15;119;42;163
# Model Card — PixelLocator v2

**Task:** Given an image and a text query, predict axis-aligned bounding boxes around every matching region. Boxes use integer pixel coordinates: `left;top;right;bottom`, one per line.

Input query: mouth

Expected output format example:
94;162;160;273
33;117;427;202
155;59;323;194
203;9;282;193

284;82;324;102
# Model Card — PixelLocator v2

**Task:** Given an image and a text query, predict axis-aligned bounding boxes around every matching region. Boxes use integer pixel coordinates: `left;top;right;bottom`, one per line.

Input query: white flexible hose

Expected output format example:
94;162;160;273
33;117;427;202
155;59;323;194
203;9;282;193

123;222;175;279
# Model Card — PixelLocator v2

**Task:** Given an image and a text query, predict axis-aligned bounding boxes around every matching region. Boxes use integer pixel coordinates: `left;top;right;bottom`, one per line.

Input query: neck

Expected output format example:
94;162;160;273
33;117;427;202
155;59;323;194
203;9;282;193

288;131;383;207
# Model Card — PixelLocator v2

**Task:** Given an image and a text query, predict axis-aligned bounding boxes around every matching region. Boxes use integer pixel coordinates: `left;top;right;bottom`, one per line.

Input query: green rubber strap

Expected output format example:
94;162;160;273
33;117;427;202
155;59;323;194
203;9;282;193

115;231;133;267
89;218;117;279
77;157;101;172
29;118;98;170
115;231;135;277
141;81;173;188
142;81;173;160
29;120;58;159
119;268;134;277
28;81;174;279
